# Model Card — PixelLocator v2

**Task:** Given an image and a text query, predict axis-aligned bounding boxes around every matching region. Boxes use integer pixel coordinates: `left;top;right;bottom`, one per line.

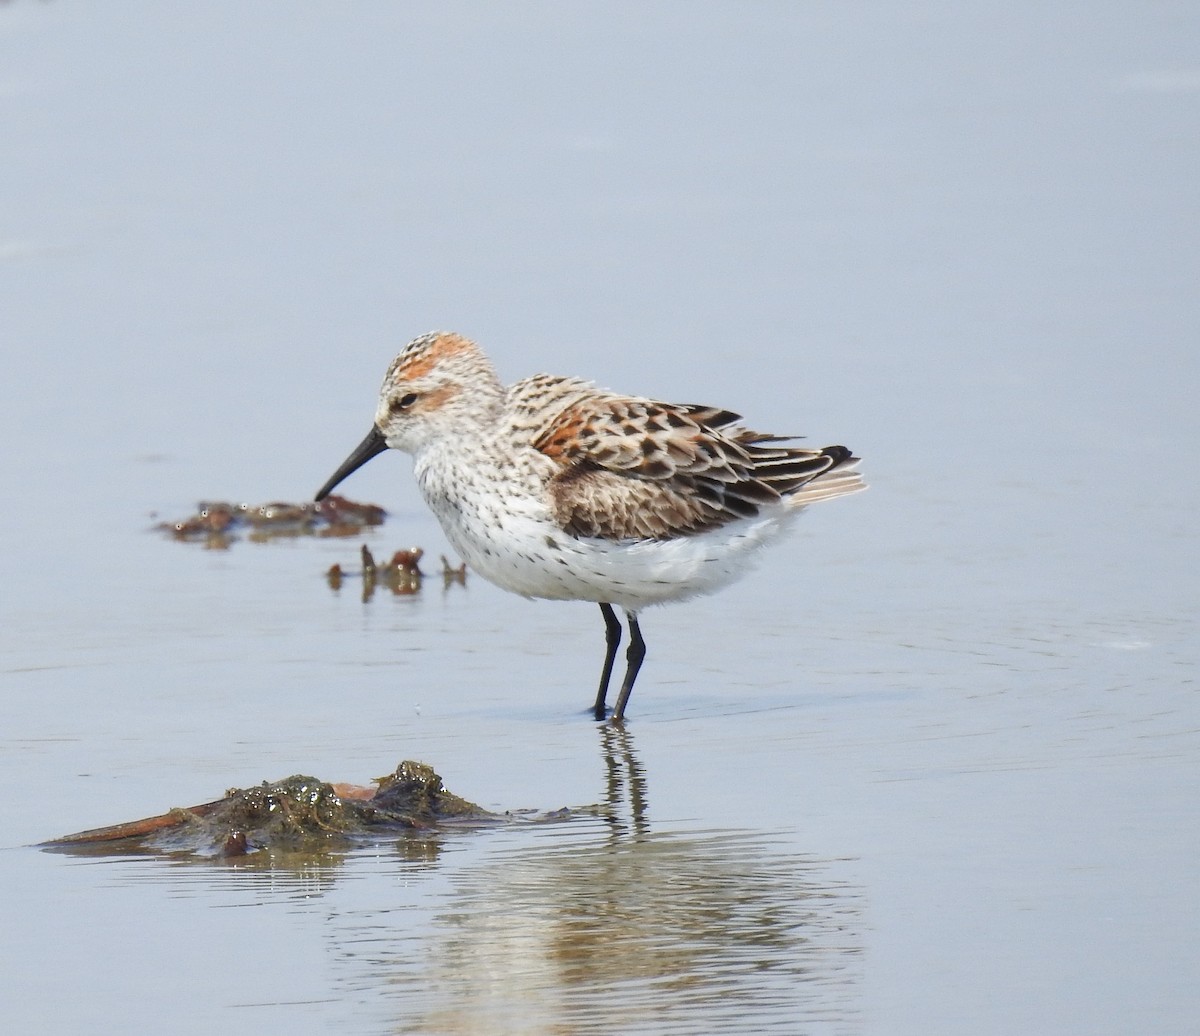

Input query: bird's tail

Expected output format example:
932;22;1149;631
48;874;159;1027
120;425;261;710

785;447;866;507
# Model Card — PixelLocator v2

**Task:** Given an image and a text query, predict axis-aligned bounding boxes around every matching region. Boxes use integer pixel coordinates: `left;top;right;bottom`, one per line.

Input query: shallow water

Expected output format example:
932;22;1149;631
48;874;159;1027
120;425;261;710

2;4;1198;1034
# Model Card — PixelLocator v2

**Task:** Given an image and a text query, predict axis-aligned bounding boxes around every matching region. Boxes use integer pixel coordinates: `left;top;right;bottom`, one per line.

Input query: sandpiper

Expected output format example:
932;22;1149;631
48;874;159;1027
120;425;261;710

316;332;863;721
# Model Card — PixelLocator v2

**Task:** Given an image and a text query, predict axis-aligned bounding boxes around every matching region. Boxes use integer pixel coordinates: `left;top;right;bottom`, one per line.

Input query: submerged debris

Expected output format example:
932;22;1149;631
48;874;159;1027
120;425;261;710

326;544;466;599
43;761;520;858
326;543;425;598
157;494;386;548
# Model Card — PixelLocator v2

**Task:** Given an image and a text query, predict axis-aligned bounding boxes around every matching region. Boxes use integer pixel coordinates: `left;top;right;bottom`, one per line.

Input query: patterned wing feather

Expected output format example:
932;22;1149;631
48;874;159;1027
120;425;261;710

531;393;855;541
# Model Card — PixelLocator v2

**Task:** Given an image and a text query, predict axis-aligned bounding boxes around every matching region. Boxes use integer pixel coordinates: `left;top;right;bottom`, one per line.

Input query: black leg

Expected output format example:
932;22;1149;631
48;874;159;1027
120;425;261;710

611;611;645;723
593;602;622;720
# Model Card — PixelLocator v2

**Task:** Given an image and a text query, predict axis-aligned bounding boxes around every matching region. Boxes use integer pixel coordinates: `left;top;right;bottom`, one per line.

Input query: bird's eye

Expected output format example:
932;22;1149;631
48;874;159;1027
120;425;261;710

391;393;418;413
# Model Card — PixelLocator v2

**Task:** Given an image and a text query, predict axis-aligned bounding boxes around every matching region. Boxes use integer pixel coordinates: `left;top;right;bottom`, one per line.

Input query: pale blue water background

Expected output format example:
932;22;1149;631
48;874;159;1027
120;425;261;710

2;3;1197;1034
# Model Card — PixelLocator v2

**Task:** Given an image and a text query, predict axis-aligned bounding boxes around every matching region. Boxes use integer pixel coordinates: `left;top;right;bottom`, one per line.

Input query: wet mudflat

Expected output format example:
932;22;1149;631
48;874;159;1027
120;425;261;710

2;4;1197;1035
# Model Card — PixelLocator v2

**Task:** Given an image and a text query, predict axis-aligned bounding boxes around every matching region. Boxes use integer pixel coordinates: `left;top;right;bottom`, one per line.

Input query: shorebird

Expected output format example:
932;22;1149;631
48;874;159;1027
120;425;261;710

316;332;863;721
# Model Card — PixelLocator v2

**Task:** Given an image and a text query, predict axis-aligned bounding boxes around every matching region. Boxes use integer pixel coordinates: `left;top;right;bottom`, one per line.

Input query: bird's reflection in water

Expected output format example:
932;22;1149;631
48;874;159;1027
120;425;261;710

598;722;649;837
337;726;865;1035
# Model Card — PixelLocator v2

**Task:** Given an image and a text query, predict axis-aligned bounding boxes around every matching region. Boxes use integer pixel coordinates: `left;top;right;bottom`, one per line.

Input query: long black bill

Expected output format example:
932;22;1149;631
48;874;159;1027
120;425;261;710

315;426;389;501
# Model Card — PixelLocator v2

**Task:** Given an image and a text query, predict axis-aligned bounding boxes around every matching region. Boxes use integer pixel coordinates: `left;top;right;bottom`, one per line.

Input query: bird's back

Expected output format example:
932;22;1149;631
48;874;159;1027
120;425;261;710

505;374;864;543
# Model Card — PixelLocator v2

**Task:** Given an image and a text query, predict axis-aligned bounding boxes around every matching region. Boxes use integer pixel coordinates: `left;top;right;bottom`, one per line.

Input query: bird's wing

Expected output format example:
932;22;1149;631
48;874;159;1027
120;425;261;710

528;391;850;541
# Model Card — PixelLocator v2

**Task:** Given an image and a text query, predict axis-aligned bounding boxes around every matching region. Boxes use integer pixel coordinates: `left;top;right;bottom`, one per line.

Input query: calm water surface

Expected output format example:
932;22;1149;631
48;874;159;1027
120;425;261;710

2;4;1197;1035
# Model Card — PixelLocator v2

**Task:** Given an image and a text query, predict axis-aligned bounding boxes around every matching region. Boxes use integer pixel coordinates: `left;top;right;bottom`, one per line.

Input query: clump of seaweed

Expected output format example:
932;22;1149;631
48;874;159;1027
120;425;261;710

44;761;508;858
157;493;386;547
